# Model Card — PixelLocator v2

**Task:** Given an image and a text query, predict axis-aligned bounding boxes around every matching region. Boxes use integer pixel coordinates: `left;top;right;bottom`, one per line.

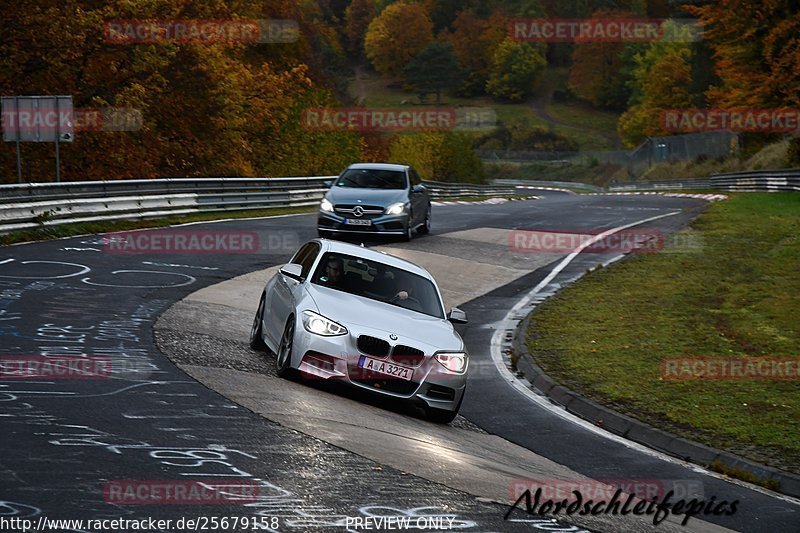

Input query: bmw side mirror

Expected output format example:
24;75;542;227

412;184;426;193
447;307;468;324
280;263;304;281
323;180;333;188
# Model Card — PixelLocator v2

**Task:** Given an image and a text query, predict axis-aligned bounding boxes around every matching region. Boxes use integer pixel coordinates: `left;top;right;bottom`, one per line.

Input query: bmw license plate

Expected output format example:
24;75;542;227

345;218;371;226
358;356;413;381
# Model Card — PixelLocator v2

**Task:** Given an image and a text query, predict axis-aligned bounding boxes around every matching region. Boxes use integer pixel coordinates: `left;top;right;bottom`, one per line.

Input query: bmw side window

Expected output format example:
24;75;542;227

298;243;320;278
290;243;313;266
410;169;420;186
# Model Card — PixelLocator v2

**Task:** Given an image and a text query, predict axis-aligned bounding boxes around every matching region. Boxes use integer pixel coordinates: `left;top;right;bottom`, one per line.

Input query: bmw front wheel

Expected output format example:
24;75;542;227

249;293;266;350
276;317;296;378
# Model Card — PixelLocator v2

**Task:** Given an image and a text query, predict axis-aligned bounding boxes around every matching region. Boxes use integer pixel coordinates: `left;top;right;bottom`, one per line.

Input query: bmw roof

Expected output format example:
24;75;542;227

315;239;433;279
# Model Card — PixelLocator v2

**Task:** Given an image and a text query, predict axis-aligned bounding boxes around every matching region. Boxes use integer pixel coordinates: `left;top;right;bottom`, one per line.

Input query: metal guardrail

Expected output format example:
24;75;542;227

2;169;795;234
608;178;713;191
708;169;800;192
493;179;603;192
0;177;522;234
608;170;800;192
422;179;518;197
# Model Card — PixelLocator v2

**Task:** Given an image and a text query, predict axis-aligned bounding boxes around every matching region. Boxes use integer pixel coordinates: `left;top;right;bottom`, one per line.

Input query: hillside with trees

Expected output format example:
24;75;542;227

1;0;798;184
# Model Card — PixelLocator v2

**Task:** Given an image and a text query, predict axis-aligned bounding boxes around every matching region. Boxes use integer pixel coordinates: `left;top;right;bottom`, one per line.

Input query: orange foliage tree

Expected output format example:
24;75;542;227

442;10;508;95
345;0;376;58
0;0;362;183
364;2;434;77
687;0;800;109
567;9;633;109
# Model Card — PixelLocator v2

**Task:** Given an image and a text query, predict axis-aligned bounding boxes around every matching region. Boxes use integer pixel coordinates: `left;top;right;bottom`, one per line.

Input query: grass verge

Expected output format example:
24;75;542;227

524;193;800;474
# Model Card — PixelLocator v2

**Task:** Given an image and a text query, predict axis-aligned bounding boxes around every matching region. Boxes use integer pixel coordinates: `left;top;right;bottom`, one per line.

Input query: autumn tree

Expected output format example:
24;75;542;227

617;21;694;147
344;0;376;59
403;43;463;105
364;2;434;76
687;0;800;109
485;38;547;101
506;0;546;17
567;9;633;109
389;132;484;183
0;0;363;183
422;0;496;31
443;10;508;95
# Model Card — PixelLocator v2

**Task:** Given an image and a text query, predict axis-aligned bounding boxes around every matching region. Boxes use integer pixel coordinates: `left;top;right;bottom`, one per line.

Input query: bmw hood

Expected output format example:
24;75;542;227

325;187;408;207
305;284;462;351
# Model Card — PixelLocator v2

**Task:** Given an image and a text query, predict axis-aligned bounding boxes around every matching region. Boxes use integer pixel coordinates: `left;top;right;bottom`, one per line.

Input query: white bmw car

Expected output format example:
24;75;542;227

250;239;469;423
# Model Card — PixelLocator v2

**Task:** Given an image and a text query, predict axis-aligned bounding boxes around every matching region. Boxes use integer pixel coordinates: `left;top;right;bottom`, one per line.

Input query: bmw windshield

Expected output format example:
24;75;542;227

311;252;444;319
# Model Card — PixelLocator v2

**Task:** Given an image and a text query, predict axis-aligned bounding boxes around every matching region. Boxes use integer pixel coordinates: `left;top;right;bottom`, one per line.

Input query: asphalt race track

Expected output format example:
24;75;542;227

1;192;798;532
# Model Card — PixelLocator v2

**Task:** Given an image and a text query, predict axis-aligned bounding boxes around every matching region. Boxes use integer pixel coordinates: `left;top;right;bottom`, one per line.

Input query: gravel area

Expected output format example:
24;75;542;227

155;326;486;433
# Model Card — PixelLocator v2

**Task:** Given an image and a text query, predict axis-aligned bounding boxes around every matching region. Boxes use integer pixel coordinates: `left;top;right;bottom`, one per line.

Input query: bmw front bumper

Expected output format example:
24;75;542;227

290;319;467;412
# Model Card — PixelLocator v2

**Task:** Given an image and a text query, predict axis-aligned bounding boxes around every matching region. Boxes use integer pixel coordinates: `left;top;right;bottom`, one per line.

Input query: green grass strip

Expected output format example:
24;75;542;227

525;193;800;472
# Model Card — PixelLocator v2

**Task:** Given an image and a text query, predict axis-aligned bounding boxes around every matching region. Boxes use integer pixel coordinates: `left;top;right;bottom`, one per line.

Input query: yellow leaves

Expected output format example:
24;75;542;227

365;2;433;76
0;1;378;182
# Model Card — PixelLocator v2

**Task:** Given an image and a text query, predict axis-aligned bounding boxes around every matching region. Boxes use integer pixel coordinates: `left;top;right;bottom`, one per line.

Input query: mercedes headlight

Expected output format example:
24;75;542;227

434;351;468;373
320;199;334;212
302;310;347;336
385;202;407;215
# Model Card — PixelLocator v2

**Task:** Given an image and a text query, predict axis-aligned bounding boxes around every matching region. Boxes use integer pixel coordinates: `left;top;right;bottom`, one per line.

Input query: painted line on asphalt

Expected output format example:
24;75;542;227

488;211;800;506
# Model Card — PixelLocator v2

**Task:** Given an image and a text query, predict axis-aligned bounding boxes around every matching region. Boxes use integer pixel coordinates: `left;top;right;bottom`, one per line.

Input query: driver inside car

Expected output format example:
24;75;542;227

320;257;347;289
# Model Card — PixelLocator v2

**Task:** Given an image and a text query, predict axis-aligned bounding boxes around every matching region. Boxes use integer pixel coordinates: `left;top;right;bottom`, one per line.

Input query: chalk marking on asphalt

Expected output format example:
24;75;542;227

489;210;800;506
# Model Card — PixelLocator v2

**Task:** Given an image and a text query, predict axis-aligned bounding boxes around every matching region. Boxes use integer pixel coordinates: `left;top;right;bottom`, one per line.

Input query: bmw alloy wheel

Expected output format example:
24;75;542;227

276;318;295;377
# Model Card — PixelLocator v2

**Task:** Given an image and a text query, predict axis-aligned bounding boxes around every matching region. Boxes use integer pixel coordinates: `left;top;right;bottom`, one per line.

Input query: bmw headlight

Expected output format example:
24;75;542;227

385;202;407;215
320;199;334;212
434;351;468;373
302;310;347;336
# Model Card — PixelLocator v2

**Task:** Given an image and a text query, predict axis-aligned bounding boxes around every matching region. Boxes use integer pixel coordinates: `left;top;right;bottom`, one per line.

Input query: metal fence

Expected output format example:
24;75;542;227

477;149;632;167
0;177;520;234
627;131;738;177
479;132;739;178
